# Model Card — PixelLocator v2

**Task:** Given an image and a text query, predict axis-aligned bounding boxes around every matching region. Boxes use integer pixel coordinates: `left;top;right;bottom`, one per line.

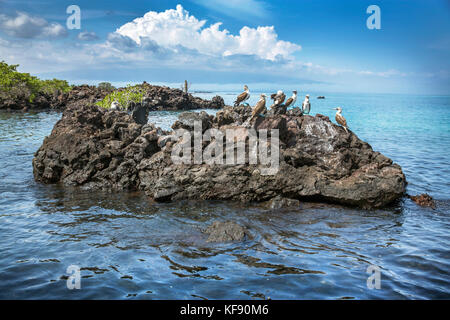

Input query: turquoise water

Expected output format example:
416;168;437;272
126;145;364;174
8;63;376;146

0;92;449;299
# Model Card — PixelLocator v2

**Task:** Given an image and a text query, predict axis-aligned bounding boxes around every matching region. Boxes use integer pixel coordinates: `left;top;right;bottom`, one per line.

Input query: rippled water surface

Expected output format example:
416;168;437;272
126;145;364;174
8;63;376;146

0;92;449;299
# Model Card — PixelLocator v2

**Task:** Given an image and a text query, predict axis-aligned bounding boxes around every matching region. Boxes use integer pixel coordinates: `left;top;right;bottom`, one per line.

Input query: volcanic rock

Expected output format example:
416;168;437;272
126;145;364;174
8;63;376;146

204;221;250;242
408;194;436;209
33;103;407;209
0;84;111;111
269;196;300;209
141;83;225;111
131;103;149;125
1;82;225;112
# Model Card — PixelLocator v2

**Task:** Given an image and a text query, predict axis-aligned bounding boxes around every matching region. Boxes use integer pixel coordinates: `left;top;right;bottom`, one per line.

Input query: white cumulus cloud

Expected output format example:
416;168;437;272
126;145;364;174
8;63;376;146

0;12;67;39
115;4;300;61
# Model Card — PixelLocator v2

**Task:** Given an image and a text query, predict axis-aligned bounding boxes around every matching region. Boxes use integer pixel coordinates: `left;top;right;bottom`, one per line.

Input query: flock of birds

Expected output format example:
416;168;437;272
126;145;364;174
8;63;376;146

109;84;349;133
234;85;349;132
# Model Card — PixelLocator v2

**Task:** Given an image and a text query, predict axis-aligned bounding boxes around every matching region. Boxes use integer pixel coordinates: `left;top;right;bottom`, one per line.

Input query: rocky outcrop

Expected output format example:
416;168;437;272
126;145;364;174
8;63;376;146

213;105;253;126
130;104;150;125
33;104;162;190
33;103;407;209
0;85;111;111
60;85;112;110
1;82;225;112
172;111;214;131
140;82;225;111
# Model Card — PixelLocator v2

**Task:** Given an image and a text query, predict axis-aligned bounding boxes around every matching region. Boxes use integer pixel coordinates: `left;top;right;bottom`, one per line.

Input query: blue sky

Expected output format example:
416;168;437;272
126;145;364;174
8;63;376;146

0;0;449;94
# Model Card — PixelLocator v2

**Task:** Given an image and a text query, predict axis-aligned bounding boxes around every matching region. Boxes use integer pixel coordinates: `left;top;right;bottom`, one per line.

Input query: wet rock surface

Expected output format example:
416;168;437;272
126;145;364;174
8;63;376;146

33;103;407;208
269;196;300;209
204;221;250;242
409;194;436;209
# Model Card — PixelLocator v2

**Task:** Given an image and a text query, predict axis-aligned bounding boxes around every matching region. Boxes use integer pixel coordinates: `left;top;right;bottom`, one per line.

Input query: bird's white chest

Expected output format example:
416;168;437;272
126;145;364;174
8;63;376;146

292;95;297;104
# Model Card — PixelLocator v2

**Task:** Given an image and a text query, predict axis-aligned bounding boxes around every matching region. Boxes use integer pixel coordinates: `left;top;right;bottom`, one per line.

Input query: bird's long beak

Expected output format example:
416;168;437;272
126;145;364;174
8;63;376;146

333;108;338;110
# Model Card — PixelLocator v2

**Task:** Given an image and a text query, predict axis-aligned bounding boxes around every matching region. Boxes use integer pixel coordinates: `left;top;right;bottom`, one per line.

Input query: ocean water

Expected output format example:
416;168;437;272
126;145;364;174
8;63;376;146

0;92;449;299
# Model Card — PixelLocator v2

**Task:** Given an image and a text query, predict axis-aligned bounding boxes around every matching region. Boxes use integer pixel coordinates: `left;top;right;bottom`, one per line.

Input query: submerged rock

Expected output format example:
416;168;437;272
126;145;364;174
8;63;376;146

408;194;436;209
33;103;407;209
204;221;250;242
269;196;300;209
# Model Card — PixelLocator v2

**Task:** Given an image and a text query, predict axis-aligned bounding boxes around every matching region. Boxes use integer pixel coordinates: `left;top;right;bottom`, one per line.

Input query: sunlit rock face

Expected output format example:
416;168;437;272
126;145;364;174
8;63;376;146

33;103;406;209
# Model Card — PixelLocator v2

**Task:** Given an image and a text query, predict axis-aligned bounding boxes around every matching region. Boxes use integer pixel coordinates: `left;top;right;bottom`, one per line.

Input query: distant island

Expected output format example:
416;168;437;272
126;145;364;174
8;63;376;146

0;61;224;112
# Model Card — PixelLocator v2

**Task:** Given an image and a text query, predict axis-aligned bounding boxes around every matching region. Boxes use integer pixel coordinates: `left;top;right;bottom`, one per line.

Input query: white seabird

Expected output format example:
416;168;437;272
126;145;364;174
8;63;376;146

271;90;286;106
284;91;298;108
302;94;311;114
270;90;282;102
110;100;120;110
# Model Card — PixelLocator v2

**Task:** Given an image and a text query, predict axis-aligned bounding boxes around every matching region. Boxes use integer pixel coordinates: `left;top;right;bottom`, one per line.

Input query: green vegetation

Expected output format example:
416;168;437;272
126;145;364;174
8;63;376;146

96;84;145;109
0;61;72;103
40;79;72;95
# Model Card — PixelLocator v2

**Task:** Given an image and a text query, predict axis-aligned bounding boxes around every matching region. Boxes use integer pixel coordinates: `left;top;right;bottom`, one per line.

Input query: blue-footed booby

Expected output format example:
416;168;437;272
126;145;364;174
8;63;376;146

302;94;311;114
284;91;297;108
250;94;267;121
270;90;281;101
334;107;349;133
234;85;250;107
271;90;286;106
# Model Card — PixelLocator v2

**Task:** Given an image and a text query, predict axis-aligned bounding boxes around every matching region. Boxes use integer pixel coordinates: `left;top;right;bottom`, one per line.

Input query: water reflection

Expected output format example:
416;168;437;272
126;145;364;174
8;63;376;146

20;184;448;299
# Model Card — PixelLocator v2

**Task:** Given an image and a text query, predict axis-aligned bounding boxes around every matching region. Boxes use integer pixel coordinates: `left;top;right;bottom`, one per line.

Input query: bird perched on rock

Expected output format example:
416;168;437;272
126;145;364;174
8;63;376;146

269;90;286;115
271;90;286;106
110;100;120;111
284;91;297;109
302;94;311;114
270;90;281;102
334;107;349;133
234;85;250;107
250;94;267;121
